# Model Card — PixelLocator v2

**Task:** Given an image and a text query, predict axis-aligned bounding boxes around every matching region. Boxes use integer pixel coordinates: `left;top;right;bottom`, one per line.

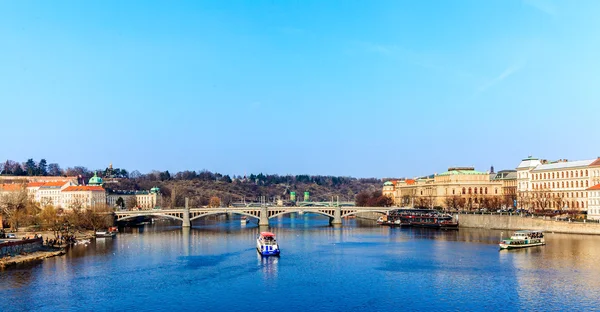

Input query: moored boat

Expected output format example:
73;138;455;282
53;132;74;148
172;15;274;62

499;230;545;250
241;216;248;224
95;227;118;238
257;232;280;256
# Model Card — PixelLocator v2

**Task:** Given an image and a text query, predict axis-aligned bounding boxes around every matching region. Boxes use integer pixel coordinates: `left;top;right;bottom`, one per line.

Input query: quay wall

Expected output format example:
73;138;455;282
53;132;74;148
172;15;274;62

0;238;43;257
457;214;600;235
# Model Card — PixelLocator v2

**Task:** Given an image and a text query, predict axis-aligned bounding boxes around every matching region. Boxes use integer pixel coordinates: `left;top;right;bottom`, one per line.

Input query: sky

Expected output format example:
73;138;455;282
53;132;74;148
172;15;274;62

1;0;599;178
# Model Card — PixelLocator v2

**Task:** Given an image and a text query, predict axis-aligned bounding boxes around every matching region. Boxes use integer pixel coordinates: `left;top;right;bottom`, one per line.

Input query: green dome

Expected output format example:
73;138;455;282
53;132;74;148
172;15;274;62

150;187;160;194
88;172;103;186
383;181;393;186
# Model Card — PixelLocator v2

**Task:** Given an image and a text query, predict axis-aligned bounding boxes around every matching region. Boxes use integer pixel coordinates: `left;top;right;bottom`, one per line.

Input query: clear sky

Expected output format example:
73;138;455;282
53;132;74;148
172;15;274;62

1;0;599;178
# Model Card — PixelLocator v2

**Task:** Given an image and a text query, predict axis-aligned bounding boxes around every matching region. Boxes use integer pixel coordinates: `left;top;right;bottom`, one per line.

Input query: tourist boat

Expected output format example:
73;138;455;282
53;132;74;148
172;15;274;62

241;216;248;224
378;209;458;229
499;230;545;250
256;232;280;256
407;212;459;230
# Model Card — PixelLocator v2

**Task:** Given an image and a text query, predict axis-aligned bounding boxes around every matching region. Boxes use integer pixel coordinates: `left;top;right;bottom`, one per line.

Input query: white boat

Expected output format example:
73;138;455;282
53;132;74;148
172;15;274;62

241;216;248;224
257;232;280;256
499;230;545;249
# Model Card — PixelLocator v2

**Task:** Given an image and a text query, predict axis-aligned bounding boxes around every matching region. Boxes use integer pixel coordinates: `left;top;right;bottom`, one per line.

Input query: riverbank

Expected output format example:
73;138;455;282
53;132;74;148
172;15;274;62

456;213;600;235
0;248;65;269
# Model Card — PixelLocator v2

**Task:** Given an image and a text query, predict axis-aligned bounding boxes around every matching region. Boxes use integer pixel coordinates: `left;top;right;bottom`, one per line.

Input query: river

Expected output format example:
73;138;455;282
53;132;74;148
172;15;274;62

1;214;600;312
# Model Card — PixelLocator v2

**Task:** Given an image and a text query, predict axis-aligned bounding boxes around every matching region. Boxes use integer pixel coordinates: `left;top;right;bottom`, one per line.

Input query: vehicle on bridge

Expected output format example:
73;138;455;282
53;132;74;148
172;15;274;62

257;232;280;256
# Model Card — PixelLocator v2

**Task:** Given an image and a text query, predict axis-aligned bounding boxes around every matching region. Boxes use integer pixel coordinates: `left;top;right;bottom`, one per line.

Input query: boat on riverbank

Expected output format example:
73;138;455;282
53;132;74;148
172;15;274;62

256;232;280;256
499;230;545;249
95;227;118;238
378;209;458;229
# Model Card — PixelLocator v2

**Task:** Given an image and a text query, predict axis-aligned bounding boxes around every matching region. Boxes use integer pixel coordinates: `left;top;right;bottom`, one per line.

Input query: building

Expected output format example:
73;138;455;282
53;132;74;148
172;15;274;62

36;181;73;207
383;167;504;209
516;156;596;211
491;170;518;205
107;187;160;210
587;183;600;220
61;186;106;210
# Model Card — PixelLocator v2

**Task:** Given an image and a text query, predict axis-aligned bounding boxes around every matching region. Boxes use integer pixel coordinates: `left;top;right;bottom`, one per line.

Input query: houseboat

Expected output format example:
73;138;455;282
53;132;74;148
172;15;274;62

499;230;545;250
257;232;280;256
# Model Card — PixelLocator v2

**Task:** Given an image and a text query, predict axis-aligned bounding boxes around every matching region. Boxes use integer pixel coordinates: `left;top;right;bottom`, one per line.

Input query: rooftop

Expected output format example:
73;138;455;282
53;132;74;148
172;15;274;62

438;168;487;176
588;183;600;191
531;159;595;171
63;186;105;192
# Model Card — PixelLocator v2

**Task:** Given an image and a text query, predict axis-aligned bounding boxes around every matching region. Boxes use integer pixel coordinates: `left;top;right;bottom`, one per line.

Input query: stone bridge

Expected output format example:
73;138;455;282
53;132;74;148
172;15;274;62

114;199;389;227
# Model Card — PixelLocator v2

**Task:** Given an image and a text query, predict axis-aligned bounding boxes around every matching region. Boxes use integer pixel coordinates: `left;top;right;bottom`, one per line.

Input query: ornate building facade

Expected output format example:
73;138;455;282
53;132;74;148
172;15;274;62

383;167;504;209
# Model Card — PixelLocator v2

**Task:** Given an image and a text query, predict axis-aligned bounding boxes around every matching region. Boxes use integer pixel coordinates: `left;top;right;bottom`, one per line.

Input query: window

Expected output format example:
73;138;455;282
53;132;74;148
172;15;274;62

552;172;555;179
495;188;498;194
468;188;472;195
485;187;488;194
462;188;466;195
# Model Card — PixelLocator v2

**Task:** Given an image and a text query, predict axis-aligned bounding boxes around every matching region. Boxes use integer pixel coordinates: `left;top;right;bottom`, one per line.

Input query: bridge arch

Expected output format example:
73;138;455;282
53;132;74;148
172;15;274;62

116;213;183;222
341;210;388;218
269;210;334;219
190;211;260;221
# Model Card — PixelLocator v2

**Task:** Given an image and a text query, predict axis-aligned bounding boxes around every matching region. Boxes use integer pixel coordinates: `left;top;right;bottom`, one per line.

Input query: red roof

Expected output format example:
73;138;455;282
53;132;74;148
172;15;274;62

63;186;105;192
588;183;600;191
590;158;600;167
260;232;275;237
27;182;45;187
42;182;69;187
406;179;416;185
0;184;25;191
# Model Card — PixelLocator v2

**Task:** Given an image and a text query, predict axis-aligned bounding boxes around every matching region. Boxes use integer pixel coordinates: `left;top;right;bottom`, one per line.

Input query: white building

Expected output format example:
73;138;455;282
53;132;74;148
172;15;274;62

516;156;596;212
61;186;106;210
587;183;600;220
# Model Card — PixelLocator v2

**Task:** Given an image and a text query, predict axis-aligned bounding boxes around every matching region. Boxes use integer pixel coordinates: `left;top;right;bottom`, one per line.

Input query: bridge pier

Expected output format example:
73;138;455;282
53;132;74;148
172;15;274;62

330;205;342;225
259;206;269;226
182;198;191;227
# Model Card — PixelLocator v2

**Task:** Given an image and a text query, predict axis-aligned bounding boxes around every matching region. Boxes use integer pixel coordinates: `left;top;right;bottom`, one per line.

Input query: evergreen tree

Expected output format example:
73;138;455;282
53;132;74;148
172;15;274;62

13;163;25;176
38;159;48;176
25;159;36;176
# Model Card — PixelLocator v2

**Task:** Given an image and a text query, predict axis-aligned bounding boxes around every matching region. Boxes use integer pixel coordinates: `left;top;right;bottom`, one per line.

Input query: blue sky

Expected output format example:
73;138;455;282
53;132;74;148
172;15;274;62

1;0;599;178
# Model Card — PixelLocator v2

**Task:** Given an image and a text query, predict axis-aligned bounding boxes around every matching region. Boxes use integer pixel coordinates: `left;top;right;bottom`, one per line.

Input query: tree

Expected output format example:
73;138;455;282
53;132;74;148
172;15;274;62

209;196;221;208
129;170;142;179
0;188;30;230
38;159;48;176
13;163;25;176
48;163;63;176
126;196;138;210
25;158;37;176
116;197;125;209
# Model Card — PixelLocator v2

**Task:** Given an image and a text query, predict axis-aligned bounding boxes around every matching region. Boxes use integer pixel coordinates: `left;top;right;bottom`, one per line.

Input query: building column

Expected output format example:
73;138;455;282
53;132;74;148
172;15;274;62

182;197;191;227
259;206;269;226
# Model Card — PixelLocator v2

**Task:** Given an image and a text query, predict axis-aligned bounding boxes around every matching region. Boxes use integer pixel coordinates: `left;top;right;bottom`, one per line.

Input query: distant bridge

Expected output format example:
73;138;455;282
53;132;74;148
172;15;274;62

114;199;387;227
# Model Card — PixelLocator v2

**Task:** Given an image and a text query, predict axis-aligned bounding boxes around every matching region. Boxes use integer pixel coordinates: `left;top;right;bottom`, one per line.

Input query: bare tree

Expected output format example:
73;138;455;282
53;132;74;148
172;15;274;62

126;196;138;210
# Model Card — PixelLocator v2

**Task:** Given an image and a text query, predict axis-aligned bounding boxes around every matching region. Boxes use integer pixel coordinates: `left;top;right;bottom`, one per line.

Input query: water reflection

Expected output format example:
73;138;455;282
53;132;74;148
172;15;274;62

257;253;279;280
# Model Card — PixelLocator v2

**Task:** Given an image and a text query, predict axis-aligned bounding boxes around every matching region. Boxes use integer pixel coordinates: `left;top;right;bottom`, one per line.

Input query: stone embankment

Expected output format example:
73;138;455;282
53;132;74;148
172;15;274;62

354;210;600;235
0;249;65;269
456;213;600;235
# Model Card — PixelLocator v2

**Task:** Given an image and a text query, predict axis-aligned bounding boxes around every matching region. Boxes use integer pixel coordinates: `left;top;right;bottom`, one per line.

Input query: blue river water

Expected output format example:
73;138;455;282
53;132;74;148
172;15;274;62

2;214;600;312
